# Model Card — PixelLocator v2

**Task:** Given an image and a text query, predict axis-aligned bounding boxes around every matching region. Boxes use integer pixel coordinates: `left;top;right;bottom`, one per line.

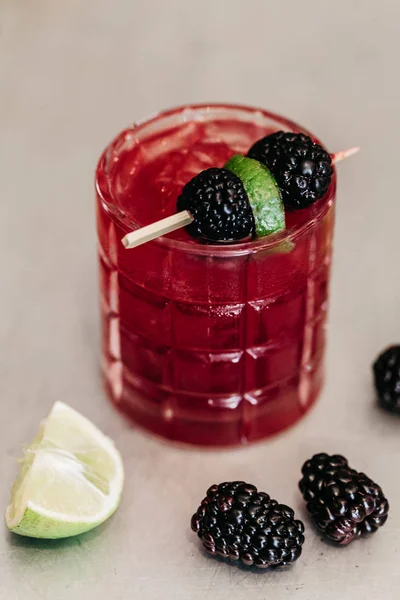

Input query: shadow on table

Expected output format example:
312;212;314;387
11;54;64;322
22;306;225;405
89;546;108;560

6;520;107;550
200;545;295;575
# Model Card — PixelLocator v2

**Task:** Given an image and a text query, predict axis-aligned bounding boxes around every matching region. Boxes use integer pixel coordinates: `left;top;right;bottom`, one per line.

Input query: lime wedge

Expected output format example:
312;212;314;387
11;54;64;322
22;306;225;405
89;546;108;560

5;402;124;539
225;154;285;237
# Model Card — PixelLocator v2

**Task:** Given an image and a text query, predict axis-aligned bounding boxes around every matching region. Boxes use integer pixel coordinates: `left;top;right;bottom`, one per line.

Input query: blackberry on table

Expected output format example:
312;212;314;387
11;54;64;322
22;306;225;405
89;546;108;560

191;481;305;569
299;454;389;545
177;168;255;242
373;345;400;414
248;131;333;210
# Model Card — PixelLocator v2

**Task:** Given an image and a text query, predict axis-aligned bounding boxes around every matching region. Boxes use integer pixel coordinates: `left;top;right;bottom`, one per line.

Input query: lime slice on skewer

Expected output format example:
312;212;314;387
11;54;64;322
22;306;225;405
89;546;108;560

225;154;286;237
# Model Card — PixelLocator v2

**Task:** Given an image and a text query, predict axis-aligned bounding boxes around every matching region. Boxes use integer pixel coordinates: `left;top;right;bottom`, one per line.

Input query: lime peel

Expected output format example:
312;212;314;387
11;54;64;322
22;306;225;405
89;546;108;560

225;154;286;238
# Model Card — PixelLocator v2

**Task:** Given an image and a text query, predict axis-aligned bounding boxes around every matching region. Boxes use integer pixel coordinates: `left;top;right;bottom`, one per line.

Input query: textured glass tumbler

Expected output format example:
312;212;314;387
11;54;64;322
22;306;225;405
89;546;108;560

96;104;336;446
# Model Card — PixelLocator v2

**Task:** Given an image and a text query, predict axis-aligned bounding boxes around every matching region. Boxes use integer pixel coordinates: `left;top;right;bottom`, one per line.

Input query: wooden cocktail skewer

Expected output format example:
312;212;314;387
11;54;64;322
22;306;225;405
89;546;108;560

331;146;360;165
121;146;360;250
121;211;194;249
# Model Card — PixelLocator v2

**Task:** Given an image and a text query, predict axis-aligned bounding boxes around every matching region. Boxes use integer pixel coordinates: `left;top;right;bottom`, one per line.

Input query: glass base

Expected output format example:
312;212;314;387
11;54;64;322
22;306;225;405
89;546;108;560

102;356;324;447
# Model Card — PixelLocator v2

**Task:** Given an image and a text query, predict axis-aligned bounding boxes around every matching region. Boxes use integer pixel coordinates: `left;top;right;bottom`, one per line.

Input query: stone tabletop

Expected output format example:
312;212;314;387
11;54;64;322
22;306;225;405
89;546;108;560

1;1;399;598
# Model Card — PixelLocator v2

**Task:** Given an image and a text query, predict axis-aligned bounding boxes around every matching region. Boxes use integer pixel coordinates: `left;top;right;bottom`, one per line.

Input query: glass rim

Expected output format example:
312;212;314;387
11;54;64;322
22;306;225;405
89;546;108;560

95;102;337;257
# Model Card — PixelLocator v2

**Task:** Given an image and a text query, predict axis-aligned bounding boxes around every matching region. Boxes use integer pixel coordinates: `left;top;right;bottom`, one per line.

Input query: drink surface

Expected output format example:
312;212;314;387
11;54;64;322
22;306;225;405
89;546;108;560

108;118;320;244
96;105;335;446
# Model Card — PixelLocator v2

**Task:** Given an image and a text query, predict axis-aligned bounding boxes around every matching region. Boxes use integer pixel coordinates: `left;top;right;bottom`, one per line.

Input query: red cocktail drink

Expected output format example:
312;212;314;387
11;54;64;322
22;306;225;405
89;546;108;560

96;104;336;446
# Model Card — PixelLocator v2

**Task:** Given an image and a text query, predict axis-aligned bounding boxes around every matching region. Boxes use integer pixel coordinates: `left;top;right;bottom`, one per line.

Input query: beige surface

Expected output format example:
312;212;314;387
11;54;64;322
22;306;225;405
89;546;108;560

1;1;399;598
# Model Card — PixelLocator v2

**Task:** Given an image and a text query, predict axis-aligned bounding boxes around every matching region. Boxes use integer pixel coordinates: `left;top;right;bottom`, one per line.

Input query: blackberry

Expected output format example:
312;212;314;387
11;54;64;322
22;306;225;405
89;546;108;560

177;168;255;242
191;481;305;569
299;454;389;545
373;345;400;414
248;131;333;210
